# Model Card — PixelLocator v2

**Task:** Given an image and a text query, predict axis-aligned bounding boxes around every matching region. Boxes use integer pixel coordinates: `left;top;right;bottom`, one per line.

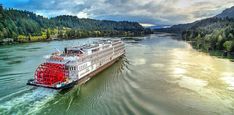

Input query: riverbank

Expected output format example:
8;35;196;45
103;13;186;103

0;32;152;45
152;32;234;60
189;41;234;61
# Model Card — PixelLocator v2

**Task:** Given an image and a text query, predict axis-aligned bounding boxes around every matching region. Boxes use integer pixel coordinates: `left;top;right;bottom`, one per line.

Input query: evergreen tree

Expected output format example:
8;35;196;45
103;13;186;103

46;29;50;39
0;4;3;13
223;41;234;52
0;4;3;20
0;4;151;42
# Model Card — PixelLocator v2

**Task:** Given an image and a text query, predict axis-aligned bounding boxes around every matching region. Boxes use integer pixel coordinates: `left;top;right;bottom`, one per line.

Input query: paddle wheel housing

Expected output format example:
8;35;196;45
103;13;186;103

34;63;68;86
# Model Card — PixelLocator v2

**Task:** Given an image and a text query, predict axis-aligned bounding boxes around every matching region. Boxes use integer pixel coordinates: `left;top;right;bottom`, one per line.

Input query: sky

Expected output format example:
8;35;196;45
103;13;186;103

1;0;234;26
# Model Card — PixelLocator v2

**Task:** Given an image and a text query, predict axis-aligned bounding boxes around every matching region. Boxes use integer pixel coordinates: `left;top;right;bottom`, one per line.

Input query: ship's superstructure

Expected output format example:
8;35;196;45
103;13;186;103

27;39;125;89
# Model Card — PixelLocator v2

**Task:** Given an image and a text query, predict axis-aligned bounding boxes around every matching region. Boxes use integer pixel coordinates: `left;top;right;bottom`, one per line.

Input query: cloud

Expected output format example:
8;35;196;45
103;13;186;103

2;0;234;25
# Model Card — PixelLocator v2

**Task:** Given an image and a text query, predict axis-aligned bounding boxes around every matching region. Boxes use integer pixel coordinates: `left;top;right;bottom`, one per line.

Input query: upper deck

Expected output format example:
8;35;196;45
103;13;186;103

45;39;123;64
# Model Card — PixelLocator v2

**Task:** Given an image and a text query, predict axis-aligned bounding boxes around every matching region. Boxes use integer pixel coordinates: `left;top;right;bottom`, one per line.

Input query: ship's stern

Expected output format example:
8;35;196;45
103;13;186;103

27;62;73;90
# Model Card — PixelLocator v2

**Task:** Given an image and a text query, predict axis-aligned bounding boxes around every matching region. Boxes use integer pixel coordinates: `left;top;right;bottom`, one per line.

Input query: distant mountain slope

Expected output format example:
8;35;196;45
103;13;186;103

51;15;144;31
154;6;234;53
148;25;171;30
182;8;234;53
216;6;234;18
155;6;234;33
0;5;150;41
154;22;194;33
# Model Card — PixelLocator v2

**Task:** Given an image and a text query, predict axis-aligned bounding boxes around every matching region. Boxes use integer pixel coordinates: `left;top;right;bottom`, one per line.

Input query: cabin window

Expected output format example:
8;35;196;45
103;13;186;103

70;66;76;71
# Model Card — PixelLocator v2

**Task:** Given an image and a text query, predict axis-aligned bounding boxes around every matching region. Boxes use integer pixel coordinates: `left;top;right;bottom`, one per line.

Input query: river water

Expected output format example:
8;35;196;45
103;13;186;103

0;34;234;115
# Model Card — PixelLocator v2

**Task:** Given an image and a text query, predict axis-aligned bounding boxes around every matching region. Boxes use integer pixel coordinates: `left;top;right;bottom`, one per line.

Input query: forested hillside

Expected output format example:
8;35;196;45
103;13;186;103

181;17;234;53
216;6;234;19
0;5;151;43
155;6;234;54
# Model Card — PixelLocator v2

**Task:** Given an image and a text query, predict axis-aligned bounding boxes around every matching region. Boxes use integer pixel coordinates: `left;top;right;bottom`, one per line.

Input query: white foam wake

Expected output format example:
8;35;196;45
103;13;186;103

0;88;58;114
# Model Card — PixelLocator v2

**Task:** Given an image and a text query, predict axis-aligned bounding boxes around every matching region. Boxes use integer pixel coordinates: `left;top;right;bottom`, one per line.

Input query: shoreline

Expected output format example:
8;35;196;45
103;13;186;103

0;34;150;46
154;31;234;61
188;41;234;61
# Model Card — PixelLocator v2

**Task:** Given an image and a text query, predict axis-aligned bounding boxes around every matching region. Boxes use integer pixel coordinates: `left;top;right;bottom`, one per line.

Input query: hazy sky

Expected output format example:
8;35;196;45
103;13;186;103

1;0;234;26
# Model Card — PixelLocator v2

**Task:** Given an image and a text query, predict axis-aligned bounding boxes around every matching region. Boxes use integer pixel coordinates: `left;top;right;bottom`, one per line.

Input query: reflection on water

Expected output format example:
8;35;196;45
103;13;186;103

176;76;208;91
151;63;165;68
221;73;234;90
132;58;146;66
0;34;234;115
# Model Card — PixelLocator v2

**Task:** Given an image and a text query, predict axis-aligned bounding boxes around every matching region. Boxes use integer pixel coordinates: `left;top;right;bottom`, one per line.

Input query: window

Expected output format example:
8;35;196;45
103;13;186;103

70;66;76;71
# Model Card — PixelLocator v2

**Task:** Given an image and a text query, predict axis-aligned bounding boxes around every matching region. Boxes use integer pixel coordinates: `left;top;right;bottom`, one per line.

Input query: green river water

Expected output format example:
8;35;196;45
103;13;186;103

0;33;234;115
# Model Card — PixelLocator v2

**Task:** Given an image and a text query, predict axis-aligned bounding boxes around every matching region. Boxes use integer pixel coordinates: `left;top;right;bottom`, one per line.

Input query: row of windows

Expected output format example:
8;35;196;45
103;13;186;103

92;52;113;64
92;59;99;64
79;63;88;70
83;47;113;61
112;41;122;46
114;46;124;52
103;45;111;49
70;66;76;71
79;49;121;72
68;62;89;71
98;50;113;58
114;45;124;50
89;50;113;63
78;46;114;63
114;48;125;53
113;44;124;49
99;57;111;66
97;47;113;55
80;68;90;77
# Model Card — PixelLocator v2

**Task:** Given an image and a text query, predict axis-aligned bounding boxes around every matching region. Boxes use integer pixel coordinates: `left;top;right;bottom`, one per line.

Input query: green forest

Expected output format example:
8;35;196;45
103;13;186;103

154;6;234;58
181;17;234;54
0;5;151;44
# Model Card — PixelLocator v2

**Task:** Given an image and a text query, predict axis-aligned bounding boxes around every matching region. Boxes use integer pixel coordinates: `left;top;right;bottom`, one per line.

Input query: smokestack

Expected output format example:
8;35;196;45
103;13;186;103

64;48;68;54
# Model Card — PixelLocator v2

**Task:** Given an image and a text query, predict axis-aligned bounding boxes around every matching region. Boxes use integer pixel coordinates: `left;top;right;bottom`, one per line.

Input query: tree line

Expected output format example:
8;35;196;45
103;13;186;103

0;5;152;43
181;17;234;53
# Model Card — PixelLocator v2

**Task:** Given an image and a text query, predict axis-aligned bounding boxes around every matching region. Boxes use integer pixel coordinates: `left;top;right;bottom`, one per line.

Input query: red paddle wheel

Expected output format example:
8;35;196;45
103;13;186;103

34;63;67;86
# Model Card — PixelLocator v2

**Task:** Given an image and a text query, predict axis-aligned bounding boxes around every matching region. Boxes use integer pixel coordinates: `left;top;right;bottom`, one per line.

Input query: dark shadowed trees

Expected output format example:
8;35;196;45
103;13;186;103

0;5;152;42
